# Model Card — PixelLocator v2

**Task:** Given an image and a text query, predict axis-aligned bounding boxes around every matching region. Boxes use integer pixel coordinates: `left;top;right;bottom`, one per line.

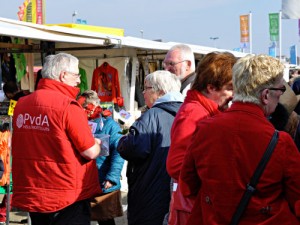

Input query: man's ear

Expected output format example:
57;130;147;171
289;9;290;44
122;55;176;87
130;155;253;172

186;60;192;69
59;71;66;82
261;88;269;105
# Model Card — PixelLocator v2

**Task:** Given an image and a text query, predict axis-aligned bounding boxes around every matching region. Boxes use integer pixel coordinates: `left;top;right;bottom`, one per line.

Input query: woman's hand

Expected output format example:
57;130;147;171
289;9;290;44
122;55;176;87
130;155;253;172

103;180;113;189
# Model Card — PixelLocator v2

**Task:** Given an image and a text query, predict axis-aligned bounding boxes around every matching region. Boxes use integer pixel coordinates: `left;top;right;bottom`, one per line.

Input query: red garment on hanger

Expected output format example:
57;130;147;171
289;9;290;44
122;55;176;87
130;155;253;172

91;62;122;103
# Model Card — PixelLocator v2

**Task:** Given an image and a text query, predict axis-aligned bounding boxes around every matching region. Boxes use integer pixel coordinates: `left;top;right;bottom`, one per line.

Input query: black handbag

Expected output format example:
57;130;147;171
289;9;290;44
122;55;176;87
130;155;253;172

230;130;279;225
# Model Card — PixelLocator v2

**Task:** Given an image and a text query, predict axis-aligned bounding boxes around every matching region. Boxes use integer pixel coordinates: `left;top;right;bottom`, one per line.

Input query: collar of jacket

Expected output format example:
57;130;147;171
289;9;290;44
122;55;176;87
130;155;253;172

185;89;220;117
38;78;80;99
229;101;265;118
181;72;196;92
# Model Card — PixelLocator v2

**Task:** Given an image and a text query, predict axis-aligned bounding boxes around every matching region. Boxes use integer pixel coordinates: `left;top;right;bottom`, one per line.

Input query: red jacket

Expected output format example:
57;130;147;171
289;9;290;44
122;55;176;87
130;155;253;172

167;90;220;224
180;102;300;225
167;90;220;180
12;79;101;212
91;62;121;103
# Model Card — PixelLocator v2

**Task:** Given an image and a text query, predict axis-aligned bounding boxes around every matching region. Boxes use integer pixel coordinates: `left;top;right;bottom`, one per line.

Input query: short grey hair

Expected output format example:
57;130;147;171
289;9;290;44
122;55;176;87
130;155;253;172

145;70;181;94
79;90;100;107
41;53;79;80
232;54;284;104
169;44;195;71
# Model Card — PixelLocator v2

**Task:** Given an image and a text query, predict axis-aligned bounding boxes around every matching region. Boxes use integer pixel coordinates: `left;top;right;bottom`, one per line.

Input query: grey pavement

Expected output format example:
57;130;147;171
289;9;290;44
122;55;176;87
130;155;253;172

3;192;128;225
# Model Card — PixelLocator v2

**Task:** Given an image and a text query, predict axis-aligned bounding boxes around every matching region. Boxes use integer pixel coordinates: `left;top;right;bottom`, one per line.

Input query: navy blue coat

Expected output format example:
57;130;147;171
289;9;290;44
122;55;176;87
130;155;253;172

118;101;182;225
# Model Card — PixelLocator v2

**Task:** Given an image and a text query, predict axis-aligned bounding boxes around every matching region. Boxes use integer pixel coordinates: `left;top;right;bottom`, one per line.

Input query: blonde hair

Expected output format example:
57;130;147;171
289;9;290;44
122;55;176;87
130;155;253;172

232;54;284;104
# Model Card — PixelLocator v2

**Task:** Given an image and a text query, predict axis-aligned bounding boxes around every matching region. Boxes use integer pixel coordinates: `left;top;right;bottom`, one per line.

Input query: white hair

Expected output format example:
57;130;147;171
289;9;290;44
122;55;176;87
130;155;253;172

41;53;79;80
145;70;181;94
169;44;195;71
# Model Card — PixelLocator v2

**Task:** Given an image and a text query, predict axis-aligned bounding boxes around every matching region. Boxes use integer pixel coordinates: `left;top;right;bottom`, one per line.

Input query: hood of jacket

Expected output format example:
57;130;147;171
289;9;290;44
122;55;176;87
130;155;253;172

152;91;183;117
154;91;184;105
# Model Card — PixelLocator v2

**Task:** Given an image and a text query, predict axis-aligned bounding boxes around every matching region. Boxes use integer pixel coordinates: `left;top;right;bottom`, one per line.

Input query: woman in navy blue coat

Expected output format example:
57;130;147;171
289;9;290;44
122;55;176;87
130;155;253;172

117;71;184;225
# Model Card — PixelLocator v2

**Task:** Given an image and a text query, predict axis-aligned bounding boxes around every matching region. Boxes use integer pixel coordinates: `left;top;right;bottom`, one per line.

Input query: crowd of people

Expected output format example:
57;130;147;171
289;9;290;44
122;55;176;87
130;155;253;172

5;44;300;225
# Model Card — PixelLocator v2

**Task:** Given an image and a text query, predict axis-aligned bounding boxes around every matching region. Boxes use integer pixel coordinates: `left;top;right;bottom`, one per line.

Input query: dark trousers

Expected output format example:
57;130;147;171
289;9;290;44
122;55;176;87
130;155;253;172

29;199;91;225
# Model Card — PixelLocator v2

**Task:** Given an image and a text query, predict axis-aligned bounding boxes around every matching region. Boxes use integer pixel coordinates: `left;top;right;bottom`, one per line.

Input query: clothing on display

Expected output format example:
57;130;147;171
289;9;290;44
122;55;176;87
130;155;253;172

91;62;122;104
79;67;88;94
12;39;27;82
0;131;10;187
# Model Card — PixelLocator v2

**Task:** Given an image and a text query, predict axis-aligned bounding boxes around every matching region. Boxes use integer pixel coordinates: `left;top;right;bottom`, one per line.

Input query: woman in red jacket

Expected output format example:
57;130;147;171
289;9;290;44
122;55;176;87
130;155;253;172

180;54;300;225
166;52;237;225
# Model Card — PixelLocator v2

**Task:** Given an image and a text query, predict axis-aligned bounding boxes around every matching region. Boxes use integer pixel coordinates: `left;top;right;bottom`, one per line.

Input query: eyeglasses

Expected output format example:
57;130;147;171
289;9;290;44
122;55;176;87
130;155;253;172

162;60;187;68
66;71;81;78
268;86;286;93
143;86;153;91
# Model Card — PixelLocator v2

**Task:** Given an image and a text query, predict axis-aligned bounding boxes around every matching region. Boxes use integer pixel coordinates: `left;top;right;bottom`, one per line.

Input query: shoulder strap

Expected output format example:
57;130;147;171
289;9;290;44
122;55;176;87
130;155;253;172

230;130;279;225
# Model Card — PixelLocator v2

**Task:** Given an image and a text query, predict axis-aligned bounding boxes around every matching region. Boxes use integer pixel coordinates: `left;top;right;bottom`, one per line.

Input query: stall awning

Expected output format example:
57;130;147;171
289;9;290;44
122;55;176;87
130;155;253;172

0;17;249;58
0;17;119;46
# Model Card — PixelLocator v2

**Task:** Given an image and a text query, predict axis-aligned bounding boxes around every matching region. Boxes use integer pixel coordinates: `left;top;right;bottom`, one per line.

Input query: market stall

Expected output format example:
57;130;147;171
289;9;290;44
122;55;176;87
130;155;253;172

0;16;249;202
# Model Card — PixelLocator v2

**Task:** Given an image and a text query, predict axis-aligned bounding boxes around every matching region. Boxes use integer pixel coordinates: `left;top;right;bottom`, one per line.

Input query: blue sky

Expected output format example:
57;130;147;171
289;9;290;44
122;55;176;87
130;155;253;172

1;0;299;56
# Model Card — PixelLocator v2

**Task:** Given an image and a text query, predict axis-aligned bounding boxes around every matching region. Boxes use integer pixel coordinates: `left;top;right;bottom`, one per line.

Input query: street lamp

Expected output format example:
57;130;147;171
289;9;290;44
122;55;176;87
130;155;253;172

72;10;78;23
210;37;219;48
140;30;144;38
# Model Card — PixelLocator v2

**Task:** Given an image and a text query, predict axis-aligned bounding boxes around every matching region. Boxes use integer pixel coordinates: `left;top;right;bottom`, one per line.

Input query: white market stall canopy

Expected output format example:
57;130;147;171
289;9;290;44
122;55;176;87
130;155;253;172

0;17;248;58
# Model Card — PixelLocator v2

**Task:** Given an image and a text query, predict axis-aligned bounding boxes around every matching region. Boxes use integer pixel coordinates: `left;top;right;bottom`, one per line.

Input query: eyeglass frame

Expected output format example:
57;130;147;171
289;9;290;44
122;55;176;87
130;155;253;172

65;71;81;78
162;60;188;68
143;86;153;91
268;86;286;93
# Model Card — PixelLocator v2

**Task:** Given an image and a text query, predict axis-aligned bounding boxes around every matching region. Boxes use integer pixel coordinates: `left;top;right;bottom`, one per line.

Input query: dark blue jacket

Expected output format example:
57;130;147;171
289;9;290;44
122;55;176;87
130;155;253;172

118;99;182;225
92;116;124;193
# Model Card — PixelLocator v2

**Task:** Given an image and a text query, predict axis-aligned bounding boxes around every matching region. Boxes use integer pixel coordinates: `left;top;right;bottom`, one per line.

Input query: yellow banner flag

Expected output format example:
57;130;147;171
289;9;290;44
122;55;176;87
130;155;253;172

17;0;45;24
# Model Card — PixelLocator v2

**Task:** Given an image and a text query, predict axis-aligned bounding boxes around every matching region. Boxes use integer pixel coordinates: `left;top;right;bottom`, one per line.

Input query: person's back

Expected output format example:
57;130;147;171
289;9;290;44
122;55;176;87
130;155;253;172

117;71;184;225
13;82;100;208
123;102;182;225
12;53;101;225
182;102;300;224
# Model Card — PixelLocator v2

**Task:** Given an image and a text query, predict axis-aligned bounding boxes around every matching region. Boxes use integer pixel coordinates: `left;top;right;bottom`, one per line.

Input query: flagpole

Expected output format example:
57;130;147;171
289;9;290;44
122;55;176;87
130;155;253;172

249;11;252;54
298;19;300;43
279;10;282;61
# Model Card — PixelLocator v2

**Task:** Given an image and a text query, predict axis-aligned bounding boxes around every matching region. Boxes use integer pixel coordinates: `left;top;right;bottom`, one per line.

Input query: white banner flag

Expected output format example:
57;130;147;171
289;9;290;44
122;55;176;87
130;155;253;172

282;0;300;19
